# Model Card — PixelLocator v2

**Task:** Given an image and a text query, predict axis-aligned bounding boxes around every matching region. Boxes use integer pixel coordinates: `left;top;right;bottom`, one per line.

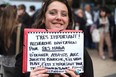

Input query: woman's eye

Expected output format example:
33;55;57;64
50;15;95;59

61;13;68;17
49;11;56;15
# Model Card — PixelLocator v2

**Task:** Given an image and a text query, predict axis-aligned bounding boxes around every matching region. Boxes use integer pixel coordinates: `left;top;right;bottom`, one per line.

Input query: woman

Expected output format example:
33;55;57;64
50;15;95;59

0;5;19;77
96;7;113;60
17;4;32;28
15;0;94;77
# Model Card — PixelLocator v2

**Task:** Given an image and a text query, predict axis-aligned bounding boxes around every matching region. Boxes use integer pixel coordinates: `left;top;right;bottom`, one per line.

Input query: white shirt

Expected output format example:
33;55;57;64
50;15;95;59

85;11;94;26
28;11;35;16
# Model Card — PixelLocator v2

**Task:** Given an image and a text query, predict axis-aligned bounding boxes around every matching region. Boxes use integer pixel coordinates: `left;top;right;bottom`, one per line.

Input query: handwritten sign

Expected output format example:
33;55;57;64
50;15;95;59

23;29;84;74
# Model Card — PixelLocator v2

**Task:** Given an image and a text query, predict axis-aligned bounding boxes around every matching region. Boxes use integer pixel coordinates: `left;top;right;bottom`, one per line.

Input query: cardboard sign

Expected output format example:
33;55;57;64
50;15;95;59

23;29;84;74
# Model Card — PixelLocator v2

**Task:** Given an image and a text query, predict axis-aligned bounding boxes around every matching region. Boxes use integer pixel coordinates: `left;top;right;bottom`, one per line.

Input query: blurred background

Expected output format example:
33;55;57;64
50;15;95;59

0;0;116;12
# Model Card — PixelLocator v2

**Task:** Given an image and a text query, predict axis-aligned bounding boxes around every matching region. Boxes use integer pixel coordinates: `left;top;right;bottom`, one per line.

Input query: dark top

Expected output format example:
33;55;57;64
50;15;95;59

75;15;86;32
18;12;33;28
0;29;16;56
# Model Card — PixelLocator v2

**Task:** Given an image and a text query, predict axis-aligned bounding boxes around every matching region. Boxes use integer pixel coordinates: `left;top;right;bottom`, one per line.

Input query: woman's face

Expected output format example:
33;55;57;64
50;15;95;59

43;1;69;30
17;9;24;16
100;11;106;17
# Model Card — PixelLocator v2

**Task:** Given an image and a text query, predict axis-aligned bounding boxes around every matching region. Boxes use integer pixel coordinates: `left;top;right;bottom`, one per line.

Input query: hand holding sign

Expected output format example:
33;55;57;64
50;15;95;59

30;67;49;77
30;67;80;77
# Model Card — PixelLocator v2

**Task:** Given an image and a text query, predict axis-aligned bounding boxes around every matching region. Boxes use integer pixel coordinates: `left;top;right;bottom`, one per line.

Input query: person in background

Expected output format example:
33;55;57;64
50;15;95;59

96;7;113;60
106;7;116;61
93;4;100;23
84;4;95;49
74;8;86;32
28;5;36;24
28;5;36;17
0;5;18;77
17;4;32;28
113;8;116;61
15;0;94;77
0;4;7;11
74;8;86;47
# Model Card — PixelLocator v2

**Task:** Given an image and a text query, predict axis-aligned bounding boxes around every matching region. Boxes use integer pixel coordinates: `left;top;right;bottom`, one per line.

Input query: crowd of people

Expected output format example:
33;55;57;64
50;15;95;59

73;4;116;61
0;0;116;77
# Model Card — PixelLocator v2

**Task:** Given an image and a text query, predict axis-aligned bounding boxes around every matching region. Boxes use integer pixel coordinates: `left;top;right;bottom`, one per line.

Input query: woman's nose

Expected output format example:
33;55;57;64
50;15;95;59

56;14;61;20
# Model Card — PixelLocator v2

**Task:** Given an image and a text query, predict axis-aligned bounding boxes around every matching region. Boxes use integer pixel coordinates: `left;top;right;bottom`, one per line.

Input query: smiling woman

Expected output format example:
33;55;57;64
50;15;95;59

15;0;94;77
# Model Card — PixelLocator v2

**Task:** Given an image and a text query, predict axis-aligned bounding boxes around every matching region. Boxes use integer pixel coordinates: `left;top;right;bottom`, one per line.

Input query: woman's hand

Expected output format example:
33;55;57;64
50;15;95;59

30;67;49;77
60;68;80;77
